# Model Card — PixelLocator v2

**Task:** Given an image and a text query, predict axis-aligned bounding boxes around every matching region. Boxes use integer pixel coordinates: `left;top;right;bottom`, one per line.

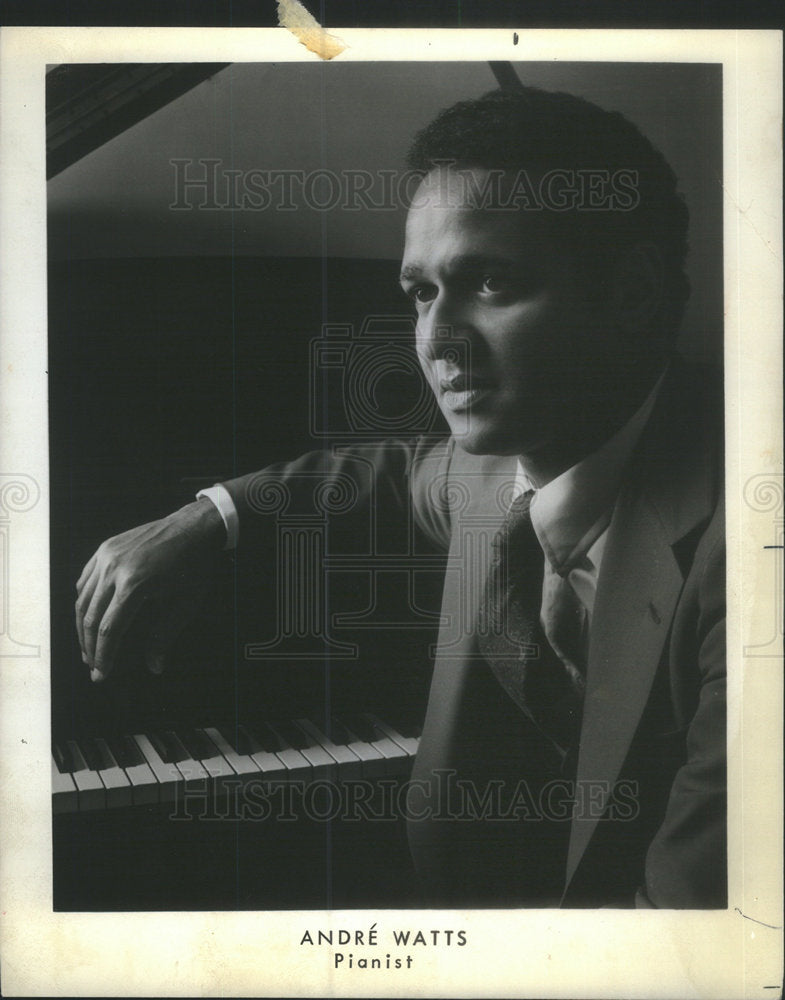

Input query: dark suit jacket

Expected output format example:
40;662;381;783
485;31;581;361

223;360;725;909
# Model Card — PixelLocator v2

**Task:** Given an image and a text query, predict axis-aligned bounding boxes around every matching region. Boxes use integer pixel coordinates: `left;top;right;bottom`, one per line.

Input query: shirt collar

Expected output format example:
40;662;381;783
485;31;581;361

515;371;666;574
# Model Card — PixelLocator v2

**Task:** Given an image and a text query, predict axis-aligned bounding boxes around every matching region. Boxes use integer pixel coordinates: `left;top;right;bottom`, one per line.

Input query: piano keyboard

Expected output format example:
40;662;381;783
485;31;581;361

52;712;420;814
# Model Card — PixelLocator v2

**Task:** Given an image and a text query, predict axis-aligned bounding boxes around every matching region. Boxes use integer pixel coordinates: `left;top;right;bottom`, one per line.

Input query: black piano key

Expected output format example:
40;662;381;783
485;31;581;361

66;739;89;771
105;735;136;768
160;730;211;786
233;724;289;776
123;752;160;805
364;713;419;756
295;718;363;780
177;727;219;762
234;724;261;755
147;730;175;764
325;716;352;744
93;734;158;805
218;722;245;756
89;737;133;808
282;720;337;779
164;730;201;764
91;737;116;770
271;720;309;751
172;727;235;783
387;713;423;739
339;713;377;744
132;733;184;802
201;726;261;780
253;723;286;754
66;739;105;810
337;715;409;775
53;742;73;774
257;723;312;781
78;737;105;772
329;715;387;778
52;757;78;813
109;734;136;767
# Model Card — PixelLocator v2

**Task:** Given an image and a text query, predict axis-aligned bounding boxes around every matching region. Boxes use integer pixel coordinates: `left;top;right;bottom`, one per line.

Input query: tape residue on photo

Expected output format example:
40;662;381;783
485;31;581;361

277;0;347;60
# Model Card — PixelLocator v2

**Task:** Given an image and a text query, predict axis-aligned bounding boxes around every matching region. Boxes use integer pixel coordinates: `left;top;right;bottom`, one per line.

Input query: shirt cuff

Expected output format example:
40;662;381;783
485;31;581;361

196;484;239;550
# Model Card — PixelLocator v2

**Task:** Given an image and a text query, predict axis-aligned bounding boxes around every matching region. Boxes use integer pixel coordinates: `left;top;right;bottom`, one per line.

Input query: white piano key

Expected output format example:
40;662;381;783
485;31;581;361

256;723;311;784
201;726;262;783
66;740;105;810
276;720;337;782
52;756;78;814
179;728;236;779
107;736;159;805
132;733;184;803
327;716;387;779
235;724;290;779
91;738;133;809
364;713;420;757
124;761;160;805
173;727;243;799
295;718;363;780
338;716;409;777
161;731;211;790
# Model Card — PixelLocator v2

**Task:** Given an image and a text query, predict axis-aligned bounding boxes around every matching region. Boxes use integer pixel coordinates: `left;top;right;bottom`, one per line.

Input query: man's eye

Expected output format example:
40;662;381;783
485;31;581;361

407;285;436;303
480;275;506;293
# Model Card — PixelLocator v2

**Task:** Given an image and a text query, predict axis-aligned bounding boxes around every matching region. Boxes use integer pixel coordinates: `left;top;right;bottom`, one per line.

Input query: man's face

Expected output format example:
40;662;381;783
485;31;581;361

400;167;621;464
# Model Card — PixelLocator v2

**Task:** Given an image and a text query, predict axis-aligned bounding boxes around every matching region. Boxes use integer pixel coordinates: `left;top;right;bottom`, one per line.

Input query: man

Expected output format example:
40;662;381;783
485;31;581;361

74;87;725;908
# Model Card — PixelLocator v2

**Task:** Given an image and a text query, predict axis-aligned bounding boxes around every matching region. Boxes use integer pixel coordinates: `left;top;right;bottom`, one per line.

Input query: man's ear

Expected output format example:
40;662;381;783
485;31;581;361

609;241;665;334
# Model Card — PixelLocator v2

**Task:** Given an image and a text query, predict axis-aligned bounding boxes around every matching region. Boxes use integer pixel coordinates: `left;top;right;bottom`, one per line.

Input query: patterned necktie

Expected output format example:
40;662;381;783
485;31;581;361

476;490;584;751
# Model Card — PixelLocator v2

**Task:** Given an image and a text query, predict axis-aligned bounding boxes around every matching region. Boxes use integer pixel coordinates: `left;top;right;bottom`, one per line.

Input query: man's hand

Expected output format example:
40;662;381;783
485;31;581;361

75;499;227;682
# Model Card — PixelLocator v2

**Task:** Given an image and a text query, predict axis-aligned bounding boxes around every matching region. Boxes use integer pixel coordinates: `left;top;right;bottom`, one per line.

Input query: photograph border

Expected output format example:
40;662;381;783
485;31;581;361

1;25;782;998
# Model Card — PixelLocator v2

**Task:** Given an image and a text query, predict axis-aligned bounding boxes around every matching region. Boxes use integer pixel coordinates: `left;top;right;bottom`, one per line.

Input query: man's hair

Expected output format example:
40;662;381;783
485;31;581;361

406;86;691;338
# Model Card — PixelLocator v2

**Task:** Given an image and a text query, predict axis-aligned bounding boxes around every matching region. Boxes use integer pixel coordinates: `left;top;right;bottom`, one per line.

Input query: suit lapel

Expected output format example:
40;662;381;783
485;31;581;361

564;486;684;887
563;361;721;893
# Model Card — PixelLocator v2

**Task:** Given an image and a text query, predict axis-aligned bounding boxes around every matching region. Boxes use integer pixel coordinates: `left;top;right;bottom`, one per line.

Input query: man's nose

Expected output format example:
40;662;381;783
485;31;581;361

416;293;471;364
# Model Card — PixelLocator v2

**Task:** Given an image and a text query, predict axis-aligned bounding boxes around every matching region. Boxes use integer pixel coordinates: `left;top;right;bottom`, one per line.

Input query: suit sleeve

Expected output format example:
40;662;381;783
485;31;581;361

641;511;727;908
218;437;454;554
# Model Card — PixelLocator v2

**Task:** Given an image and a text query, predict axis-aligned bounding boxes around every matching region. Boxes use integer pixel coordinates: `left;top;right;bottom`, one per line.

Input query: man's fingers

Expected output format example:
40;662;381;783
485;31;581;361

90;587;147;681
74;505;221;679
81;581;117;666
74;573;99;661
75;553;97;594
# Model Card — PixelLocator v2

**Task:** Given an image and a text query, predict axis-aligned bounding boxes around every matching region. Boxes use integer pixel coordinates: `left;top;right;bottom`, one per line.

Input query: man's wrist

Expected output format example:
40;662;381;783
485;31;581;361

195;484;239;549
172;497;229;551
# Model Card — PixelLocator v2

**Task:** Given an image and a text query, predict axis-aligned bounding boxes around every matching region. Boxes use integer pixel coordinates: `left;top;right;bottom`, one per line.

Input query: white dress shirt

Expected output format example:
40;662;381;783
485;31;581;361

196;482;240;550
515;373;664;640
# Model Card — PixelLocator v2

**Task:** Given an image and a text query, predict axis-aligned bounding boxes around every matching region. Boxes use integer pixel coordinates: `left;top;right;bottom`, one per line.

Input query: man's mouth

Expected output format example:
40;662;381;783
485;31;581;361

439;373;495;412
